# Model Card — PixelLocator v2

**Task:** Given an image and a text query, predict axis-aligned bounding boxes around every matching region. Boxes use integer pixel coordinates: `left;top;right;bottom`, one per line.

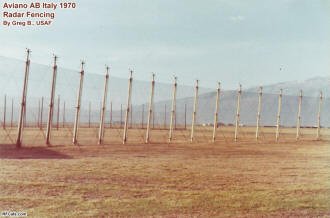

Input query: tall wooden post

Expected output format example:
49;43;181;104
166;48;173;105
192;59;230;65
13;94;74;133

99;101;101;124
98;66;110;145
123;70;133;144
40;97;44;129
164;104;166;129
275;89;283;142
3;94;7;129
152;108;155;129
145;73;155;143
10;98;13;128
62;101;65;128
56;95;60;130
316;91;323;140
256;86;263;140
191;80;199;142
174;107;177;130
168;76;177;142
296;90;303;140
73;61;85;145
45;55;58;145
184;103;187;129
110;102;112;128
23;102;26;128
16;49;31;148
234;84;242;142
141;104;144;129
37;99;40;128
120;104;123;128
212;82;221;142
88;102;91;128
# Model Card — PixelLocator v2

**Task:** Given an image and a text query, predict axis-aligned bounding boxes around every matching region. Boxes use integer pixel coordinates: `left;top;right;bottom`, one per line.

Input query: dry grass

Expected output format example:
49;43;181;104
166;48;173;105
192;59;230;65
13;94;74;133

0;127;329;217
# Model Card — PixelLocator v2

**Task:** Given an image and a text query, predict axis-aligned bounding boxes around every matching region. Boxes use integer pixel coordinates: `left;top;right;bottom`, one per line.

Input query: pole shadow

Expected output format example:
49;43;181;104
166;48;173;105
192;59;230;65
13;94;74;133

0;144;72;159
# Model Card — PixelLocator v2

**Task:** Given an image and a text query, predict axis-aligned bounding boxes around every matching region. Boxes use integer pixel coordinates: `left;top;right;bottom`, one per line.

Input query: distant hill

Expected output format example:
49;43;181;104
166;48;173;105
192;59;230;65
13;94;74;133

131;90;330;128
247;77;330;97
129;77;330;128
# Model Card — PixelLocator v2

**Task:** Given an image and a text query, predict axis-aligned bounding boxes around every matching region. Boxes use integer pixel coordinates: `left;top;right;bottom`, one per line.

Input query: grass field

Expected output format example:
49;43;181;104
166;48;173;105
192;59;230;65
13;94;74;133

0;126;329;217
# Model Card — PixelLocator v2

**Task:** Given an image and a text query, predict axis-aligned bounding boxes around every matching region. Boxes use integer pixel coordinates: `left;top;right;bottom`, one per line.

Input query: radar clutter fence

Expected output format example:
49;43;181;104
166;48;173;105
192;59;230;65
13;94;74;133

0;50;328;147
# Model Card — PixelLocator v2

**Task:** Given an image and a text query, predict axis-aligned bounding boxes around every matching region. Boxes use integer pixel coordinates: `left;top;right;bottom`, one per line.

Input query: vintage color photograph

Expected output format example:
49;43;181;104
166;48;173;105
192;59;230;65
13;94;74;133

0;0;329;217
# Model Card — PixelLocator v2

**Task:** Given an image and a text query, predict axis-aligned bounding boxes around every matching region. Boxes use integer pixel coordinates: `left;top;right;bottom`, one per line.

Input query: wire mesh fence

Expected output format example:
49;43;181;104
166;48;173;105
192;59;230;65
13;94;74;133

0;53;329;146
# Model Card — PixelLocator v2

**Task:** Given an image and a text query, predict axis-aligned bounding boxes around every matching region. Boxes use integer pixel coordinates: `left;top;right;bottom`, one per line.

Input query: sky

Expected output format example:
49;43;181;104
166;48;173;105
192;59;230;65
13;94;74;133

0;0;329;89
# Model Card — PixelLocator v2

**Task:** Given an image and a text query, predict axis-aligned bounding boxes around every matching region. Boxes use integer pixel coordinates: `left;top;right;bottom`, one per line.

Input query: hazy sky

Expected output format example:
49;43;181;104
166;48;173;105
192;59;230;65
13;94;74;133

1;0;329;89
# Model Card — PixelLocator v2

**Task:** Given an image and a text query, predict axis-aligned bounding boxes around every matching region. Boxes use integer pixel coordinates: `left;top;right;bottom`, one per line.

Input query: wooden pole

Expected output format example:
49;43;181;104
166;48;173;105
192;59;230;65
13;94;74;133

98;66;110;145
73;61;85;145
40;97;44;129
184;103;187;130
168;76;177;142
234;84;242;142
153;107;155;129
212;82;221;142
190;80;199;142
99;101;102;124
120;104;123;128
56;95;60;130
3;94;7;129
10;98;13;128
23;101;26;128
275;89;283;142
174;107;177;130
110;102;112;128
316;91;323;140
62;101;65;128
145;73;155;143
37;99;40;128
164;104;166;129
123;70;133;144
296;90;303;140
88;102;91;128
16;49;31;148
141;104;144;129
256;86;263;140
46;55;58;145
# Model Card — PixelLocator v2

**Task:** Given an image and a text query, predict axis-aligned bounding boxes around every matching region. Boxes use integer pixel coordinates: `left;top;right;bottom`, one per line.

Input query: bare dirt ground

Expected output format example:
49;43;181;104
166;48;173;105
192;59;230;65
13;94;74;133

0;126;329;217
